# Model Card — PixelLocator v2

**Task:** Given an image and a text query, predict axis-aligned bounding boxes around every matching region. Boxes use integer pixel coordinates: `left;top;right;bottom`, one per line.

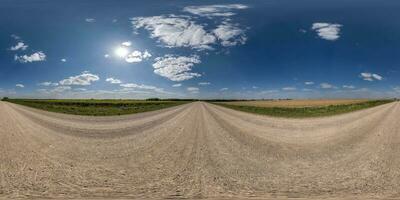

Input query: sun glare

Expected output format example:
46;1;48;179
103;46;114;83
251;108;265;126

115;47;129;57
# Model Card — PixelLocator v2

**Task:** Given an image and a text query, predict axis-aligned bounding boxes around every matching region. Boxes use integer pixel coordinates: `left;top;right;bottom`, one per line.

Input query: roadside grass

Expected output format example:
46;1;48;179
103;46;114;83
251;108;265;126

4;99;190;116
214;99;395;118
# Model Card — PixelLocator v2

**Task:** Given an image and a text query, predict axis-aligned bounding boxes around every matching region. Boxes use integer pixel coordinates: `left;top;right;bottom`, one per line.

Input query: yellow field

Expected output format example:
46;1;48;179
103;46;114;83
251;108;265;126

221;99;370;108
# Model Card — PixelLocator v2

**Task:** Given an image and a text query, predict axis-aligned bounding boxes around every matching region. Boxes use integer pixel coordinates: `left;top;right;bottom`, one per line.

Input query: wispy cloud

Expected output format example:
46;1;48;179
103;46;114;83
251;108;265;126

106;78;122;84
312;23;342;41
213;21;247;46
152;55;201;81
15;84;24;88
343;85;355;89
304;81;314;85
38;81;58;87
172;83;182;87
198;82;211;86
320;83;337;89
10;42;28;51
360;72;383;81
59;71;100;86
183;4;248;18
187;87;199;93
61;58;67;62
14;51;46;63
282;87;296;91
85;18;96;23
220;87;229;91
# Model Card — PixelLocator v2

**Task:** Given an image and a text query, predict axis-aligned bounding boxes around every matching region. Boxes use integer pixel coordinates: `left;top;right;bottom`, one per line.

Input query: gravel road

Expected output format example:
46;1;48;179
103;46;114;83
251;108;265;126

1;101;399;199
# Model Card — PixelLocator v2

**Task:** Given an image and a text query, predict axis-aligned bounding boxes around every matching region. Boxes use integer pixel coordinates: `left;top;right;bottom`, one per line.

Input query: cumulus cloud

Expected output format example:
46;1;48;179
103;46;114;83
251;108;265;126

125;50;152;63
304;81;314;85
312;23;342;41
15;84;24;88
360;72;383;81
152;55;201;81
343;85;355;89
282;87;296;91
183;4;248;17
14;51;46;63
61;58;67;62
198;82;211;86
132;15;216;50
172;83;182;87
10;42;28;51
106;78;122;84
85;18;95;23
132;15;247;49
51;86;71;93
320;83;336;89
59;71;100;86
213;21;247;46
121;41;132;47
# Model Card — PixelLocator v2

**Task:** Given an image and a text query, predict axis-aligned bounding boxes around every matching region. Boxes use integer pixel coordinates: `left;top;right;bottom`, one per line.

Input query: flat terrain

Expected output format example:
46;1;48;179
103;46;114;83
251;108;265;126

216;99;392;118
1;101;400;199
221;99;369;108
4;99;188;116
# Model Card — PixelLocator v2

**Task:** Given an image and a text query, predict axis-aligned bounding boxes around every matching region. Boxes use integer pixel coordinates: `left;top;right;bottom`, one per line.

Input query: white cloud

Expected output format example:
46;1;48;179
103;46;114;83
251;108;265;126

10;42;28;51
320;83;336;89
132;15;247;49
14;51;46;63
198;82;210;86
15;84;24;88
187;87;199;93
252;86;258;89
152;55;201;81
304;81;314;85
11;34;21;40
343;85;355;89
132;15;216;50
59;71;100;86
213;21;247;46
121;41;132;47
282;87;296;91
104;54;110;58
125;50;152;63
38;82;58;87
311;23;342;41
172;83;182;87
183;4;248;17
106;78;122;84
52;86;71;93
61;58;67;62
220;87;228;91
120;83;164;93
360;72;383;81
85;18;95;23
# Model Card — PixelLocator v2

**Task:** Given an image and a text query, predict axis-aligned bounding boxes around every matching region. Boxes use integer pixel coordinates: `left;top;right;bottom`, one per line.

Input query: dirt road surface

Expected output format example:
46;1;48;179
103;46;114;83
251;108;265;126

1;101;399;199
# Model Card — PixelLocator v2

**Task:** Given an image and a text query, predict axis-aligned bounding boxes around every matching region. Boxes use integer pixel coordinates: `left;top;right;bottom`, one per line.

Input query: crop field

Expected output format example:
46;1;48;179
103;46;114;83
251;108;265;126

215;99;394;118
4;99;189;116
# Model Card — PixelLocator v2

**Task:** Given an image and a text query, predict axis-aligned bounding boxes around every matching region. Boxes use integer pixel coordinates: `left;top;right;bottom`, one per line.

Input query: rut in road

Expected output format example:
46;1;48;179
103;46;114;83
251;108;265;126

0;101;400;199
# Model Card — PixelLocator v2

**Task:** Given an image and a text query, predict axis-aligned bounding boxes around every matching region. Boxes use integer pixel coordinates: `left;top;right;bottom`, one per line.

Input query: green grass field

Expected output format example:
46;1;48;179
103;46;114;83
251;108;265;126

215;99;394;118
4;99;190;116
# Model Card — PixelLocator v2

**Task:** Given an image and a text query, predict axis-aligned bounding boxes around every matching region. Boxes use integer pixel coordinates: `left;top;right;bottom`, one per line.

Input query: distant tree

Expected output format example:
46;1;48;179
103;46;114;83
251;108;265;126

1;97;9;101
146;98;160;101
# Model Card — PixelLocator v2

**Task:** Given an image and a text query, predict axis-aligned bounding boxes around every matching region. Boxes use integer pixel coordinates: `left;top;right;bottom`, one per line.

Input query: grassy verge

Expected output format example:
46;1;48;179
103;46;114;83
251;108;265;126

4;99;190;116
214;100;395;118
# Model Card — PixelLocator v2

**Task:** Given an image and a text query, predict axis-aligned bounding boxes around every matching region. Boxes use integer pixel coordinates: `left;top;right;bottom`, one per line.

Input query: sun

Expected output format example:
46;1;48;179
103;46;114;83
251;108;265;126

114;47;129;57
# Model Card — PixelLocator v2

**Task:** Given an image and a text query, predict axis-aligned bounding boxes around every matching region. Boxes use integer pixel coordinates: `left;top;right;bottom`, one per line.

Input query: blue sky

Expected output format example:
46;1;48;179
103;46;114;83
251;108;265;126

1;0;400;99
